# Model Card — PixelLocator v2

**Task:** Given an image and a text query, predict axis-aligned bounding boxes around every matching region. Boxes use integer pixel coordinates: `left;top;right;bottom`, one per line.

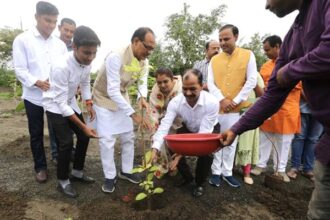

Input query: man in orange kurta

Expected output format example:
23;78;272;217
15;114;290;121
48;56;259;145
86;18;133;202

250;35;301;182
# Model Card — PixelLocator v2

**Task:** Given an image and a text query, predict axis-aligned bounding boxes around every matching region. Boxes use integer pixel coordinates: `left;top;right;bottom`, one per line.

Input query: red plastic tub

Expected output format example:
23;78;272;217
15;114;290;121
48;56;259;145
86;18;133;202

164;133;222;156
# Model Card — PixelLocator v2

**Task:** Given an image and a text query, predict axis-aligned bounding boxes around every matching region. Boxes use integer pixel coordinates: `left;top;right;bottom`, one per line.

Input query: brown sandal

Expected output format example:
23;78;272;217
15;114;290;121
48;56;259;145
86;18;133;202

287;168;299;179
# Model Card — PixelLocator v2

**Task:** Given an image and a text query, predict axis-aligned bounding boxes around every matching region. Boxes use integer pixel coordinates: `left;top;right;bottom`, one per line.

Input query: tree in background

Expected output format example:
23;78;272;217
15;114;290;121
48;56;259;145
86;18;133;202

0;28;23;68
241;33;269;71
0;28;23;95
149;3;226;74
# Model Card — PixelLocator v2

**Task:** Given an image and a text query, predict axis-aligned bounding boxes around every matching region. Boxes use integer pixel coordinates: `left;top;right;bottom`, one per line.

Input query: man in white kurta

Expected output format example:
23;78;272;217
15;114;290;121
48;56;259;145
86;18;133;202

151;69;219;197
208;24;257;188
12;1;67;183
92;27;156;193
43;26;100;198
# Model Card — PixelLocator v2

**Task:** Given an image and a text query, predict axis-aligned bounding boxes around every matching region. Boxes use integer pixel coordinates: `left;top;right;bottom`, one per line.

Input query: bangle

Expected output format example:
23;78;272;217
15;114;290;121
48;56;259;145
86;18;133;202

85;100;93;105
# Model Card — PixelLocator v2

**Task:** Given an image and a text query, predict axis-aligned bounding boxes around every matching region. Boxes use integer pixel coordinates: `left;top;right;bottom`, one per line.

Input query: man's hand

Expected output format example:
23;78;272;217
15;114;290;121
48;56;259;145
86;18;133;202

131;112;152;130
35;80;50;91
86;104;95;121
82;126;98;138
220;98;237;113
138;97;150;112
169;153;182;171
150;148;159;164
220;130;237;146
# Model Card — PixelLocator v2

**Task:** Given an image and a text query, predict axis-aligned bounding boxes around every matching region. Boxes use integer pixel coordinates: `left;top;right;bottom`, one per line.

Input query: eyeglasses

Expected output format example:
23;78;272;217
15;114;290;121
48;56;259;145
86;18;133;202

141;41;155;51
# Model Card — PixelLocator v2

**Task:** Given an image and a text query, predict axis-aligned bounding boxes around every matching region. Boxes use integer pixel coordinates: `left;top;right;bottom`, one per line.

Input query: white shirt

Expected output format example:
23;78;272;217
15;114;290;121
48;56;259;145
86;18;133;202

152;91;219;151
207;51;258;104
13;27;67;106
105;52;149;117
43;52;92;117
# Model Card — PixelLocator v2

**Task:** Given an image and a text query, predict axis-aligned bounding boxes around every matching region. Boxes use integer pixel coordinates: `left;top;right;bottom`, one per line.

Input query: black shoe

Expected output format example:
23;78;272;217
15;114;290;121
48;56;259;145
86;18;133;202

57;183;77;198
102;178;116;193
70;174;95;184
192;186;204;197
118;171;141;184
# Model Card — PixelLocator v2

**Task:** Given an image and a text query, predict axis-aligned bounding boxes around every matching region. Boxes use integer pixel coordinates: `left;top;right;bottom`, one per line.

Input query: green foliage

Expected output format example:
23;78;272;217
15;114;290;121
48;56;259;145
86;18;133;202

15;100;25;112
133;150;165;202
241;33;269;71
0;68;16;87
149;3;226;74
136;193;147;201
0;28;23;67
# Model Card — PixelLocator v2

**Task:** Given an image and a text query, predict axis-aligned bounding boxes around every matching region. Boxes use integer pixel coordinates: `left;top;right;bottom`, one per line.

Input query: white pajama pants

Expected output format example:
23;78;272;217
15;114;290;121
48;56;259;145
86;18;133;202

94;105;135;179
211;113;240;176
257;131;294;172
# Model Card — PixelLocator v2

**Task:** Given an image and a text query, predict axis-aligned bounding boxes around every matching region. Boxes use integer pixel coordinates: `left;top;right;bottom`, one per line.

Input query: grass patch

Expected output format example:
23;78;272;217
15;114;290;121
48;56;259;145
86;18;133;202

0;92;13;100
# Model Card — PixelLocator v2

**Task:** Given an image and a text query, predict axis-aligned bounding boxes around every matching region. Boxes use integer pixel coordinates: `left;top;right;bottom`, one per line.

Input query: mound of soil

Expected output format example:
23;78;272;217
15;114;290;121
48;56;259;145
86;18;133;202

0;96;314;219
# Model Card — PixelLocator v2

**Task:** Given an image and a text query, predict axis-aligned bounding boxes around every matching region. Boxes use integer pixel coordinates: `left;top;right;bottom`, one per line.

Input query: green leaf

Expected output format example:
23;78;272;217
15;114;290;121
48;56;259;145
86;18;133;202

135;192;147;201
153;187;164;194
147;173;154;181
145;163;152;169
144;151;151;163
131;167;145;173
124;58;142;73
15;101;25;112
149;165;159;172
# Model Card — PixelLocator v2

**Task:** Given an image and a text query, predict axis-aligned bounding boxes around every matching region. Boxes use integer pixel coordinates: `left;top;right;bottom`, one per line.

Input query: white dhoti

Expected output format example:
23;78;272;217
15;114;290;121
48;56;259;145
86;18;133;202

211;113;240;176
94;104;135;179
257;131;293;172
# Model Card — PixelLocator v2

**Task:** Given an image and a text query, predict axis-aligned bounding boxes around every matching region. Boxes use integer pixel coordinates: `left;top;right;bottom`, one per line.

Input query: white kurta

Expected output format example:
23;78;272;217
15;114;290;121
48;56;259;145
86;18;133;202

13;27;67;106
95;52;148;134
43;52;92;116
208;50;258;177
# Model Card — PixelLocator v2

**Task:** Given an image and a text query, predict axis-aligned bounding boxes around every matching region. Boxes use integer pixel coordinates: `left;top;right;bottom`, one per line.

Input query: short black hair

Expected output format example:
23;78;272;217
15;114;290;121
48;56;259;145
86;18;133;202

73;26;101;48
36;1;59;15
263;35;282;47
155;67;174;80
60;18;76;26
182;69;203;85
131;27;155;43
219;24;239;36
205;40;217;50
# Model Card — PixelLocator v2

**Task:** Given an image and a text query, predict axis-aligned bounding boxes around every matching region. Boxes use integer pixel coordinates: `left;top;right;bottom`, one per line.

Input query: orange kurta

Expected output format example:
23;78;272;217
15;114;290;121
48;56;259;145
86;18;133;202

260;60;301;134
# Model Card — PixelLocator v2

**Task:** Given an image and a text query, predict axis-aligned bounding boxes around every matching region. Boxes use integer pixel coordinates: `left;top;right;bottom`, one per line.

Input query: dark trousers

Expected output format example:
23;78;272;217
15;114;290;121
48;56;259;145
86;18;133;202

24;100;47;172
46;111;89;180
175;123;220;186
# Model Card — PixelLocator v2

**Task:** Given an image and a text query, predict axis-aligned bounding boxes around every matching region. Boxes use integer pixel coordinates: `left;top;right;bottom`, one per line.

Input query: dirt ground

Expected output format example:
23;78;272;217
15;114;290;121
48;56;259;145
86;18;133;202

0;89;313;220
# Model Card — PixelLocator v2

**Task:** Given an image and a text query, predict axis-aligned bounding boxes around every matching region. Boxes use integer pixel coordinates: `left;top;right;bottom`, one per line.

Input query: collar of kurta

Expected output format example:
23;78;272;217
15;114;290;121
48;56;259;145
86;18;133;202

69;52;90;69
182;90;205;108
32;26;55;40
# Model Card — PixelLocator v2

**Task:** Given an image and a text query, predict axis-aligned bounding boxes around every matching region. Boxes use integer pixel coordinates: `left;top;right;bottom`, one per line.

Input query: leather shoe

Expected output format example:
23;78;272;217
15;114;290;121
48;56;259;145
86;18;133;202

57;183;77;198
35;170;47;183
192;186;204;197
70;175;95;184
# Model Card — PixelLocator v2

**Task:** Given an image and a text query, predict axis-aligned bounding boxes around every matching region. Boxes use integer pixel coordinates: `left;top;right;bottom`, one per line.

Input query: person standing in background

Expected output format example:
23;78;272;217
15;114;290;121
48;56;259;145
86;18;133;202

208;24;258;188
250;35;302;183
193;40;220;90
58;18;76;51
